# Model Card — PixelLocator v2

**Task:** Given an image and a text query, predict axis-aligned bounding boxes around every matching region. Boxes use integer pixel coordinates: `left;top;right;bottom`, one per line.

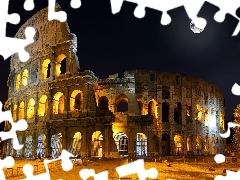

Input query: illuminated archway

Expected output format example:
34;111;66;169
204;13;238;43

196;135;203;154
38;95;48;116
27;98;35;119
148;100;158;118
115;94;128;112
98;96;109;111
55;54;67;77
174;134;183;155
53;92;64;114
42;59;51;79
114;132;128;156
134;133;147;157
196;104;202;121
36;133;47;159
69;132;82;156
137;100;143;115
187;136;193;152
91;131;103;157
22;69;28;86
51;132;63;158
209;108;216;128
70;90;83;112
25;135;33;157
220;112;224;130
13;104;17;121
19;101;25;119
15;74;21;91
204;108;209;126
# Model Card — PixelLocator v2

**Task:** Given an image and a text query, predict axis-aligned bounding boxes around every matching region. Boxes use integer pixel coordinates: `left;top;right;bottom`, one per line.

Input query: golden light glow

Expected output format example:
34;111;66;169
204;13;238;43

55;54;66;77
13;104;17;121
38;95;48;116
27;98;35;119
204;108;209;126
174;134;183;154
70;90;83;112
196;104;202;121
19;101;25;119
16;74;21;91
22;69;28;86
42;59;51;79
148;99;158;118
220;112;224;130
53;92;64;114
73;132;82;139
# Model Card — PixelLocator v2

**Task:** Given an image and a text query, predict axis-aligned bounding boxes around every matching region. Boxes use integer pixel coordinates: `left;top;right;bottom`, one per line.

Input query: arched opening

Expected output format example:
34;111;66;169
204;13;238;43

91;131;103;157
25;135;33;157
55;54;67;77
98;96;109;111
162;88;170;99
161;133;170;155
204;108;209;126
211;136;216;155
204;135;209;154
186;103;192;123
19;101;25;119
15;74;21;91
220;112;224;130
22;69;28;86
38;95;48;116
70;90;83;112
16;135;22;157
187;136;193;153
196;104;202;121
42;59;51;79
36;133;47;159
148;100;158;118
27;98;35;119
13;104;17;121
138;100;143;115
114;132;128;156
53;92;64;114
134;133;147;157
174;134;183;155
174;102;182;124
162;102;169;122
51;132;63;159
115;94;128;112
69;132;82;156
196;135;203;154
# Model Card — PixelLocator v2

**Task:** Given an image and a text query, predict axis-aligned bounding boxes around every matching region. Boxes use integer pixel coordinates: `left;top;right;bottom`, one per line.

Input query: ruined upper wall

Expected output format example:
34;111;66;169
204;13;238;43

10;4;77;71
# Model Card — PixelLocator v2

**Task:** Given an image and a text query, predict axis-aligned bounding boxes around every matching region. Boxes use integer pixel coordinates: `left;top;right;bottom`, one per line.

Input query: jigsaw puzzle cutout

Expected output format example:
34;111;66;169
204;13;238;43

110;0;240;36
0;156;15;180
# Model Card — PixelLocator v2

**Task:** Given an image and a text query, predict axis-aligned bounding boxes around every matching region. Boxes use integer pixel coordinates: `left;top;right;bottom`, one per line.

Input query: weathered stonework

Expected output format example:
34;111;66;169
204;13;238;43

4;5;226;158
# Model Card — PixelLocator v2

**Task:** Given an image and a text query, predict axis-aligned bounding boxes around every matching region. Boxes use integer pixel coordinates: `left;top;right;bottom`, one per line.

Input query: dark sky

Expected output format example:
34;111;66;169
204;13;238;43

1;0;240;123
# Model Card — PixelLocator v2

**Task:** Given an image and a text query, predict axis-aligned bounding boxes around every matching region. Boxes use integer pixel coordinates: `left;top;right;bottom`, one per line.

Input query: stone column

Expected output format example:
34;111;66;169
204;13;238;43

81;126;88;157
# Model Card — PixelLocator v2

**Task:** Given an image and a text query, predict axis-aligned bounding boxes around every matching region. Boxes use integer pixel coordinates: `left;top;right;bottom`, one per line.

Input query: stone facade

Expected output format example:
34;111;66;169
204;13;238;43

4;5;226;158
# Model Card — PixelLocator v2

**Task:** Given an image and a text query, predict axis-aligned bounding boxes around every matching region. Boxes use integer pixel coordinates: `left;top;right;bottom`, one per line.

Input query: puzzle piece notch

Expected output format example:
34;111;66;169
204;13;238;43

231;83;240;96
0;101;28;150
116;159;158;180
70;0;81;9
0;156;15;180
214;154;225;164
79;169;109;180
220;122;240;138
24;0;35;11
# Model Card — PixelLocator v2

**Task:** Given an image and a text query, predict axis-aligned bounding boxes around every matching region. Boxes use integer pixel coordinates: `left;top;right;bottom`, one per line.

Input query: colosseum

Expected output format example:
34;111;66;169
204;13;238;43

3;5;226;159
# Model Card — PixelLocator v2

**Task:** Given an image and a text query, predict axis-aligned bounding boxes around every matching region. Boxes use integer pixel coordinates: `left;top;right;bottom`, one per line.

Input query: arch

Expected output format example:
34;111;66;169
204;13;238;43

51;132;63;158
55;54;67;77
38;95;48;116
174;134;183;155
36;133;47;158
162;87;170;99
42;59;51;79
204;135;209;154
114;132;128;156
186;103;192;117
162;102;169;122
187;136;193;153
161;133;170;155
115;94;128;112
91;131;103;157
27;98;35;119
196;135;203;154
68;132;82;156
19;101;25;119
70;90;83;112
204;108;209;126
196;104;202;121
148;100;158;118
16;135;23;157
98;96;109;111
25;135;33;157
22;69;28;86
210;136;216;155
174;102;182;124
53;92;64;114
134;133;147;157
137;100;143;115
15;74;21;91
13;104;17;121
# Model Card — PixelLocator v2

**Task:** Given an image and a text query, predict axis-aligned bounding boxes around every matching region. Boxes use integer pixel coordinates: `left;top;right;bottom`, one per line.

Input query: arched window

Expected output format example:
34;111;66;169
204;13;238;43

148;100;158;118
27;98;35;119
162;102;169;122
196;104;202;121
115;94;128;112
162;87;170;99
55;54;67;77
38;95;48;116
19;101;25;119
98;96;109;111
42;59;51;79
13;104;17;121
174;102;182;124
138;101;143;115
22;69;28;86
70;90;83;112
53;92;64;114
15;74;21;91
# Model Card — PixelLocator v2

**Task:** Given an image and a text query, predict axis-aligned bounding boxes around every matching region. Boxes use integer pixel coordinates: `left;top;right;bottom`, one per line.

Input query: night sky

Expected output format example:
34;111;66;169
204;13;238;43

1;0;240;125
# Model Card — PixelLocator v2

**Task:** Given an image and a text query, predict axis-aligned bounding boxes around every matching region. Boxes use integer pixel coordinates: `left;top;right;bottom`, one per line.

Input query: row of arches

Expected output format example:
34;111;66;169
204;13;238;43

14;54;67;91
